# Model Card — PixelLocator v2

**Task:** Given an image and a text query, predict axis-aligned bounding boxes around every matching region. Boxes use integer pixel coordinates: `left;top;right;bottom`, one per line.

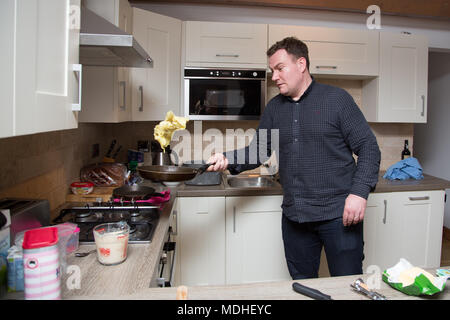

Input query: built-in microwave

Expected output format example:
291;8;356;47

184;68;266;120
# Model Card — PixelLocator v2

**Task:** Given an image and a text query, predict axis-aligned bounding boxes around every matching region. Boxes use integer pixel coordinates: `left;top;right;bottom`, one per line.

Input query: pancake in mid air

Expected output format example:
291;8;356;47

154;111;189;152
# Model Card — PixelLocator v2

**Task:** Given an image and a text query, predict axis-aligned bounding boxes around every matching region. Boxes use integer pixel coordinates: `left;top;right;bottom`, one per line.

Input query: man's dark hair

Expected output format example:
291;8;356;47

266;37;310;71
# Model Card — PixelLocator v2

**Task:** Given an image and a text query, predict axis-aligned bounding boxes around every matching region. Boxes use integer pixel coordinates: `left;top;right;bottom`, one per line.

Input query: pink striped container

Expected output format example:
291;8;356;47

22;227;61;300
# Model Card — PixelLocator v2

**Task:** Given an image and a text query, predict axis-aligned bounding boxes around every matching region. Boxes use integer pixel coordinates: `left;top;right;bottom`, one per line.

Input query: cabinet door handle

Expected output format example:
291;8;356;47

119;81;126;111
216;54;239;58
233;206;236;233
315;65;337;70
421;95;425;117
172;210;178;236
383;200;387;224
139;86;144;112
408;196;429;201
71;64;82;111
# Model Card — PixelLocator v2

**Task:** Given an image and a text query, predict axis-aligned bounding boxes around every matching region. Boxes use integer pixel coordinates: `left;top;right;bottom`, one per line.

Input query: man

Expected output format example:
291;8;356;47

207;37;381;279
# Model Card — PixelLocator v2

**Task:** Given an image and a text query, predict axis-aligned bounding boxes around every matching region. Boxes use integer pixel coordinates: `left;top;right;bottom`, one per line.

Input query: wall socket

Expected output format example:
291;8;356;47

92;143;100;158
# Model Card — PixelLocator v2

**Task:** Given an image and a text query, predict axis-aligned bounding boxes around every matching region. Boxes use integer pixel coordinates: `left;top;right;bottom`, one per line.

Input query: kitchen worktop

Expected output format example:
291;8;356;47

374;172;450;193
60;193;176;298
65;265;450;300
174;172;450;197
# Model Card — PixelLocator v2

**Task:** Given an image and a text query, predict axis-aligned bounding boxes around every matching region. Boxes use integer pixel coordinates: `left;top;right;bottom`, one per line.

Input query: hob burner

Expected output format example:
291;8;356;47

56;203;161;244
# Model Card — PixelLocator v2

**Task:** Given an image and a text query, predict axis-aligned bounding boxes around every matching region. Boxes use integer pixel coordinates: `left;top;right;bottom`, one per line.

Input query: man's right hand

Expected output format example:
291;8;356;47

207;153;229;172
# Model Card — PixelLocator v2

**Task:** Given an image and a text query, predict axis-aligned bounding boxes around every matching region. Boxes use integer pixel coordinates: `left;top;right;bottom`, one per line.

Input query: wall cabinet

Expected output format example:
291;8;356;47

79;0;132;123
363;190;445;272
225;196;291;284
79;66;131;123
0;0;81;138
184;21;268;68
131;8;182;121
75;12;430;124
361;32;428;123
83;0;133;31
268;25;379;77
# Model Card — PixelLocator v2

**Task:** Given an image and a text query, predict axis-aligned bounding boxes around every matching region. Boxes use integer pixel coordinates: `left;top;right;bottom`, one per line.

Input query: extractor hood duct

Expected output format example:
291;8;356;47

79;7;153;68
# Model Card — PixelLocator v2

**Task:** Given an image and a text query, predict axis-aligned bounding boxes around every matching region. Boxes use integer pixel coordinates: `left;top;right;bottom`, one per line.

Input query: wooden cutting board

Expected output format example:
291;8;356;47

66;186;115;203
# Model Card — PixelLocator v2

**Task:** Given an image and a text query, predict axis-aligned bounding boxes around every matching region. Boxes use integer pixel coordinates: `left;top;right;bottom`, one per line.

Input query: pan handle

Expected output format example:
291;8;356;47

141;192;165;200
52;209;72;223
196;162;217;175
152;192;165;198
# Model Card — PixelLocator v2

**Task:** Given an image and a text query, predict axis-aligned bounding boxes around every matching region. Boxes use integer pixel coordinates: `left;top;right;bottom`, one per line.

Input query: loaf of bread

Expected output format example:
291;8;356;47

80;163;127;187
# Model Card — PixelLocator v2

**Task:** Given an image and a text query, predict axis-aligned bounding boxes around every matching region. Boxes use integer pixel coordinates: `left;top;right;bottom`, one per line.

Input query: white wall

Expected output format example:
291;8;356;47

132;3;450;50
414;52;450;228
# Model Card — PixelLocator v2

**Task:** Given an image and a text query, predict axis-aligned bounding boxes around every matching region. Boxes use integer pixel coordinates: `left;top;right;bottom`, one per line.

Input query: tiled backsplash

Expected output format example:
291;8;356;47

0;78;413;212
0;124;116;213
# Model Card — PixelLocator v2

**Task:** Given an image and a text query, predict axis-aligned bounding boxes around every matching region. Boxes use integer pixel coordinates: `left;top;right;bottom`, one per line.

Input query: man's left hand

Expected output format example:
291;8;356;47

342;194;367;226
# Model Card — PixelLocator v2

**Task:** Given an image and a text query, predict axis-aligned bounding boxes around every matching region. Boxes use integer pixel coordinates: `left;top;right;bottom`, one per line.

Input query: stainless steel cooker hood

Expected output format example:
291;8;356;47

79;7;153;68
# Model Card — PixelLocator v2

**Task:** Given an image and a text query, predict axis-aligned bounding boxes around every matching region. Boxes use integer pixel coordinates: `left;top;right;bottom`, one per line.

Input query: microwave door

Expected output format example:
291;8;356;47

185;78;263;120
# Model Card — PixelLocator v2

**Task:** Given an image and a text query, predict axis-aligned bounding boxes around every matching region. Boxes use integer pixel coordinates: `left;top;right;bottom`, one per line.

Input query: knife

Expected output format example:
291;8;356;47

112;145;122;159
292;282;333;300
105;139;117;158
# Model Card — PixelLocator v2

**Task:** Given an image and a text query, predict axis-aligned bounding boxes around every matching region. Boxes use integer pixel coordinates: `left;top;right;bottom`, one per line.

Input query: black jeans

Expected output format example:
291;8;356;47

282;214;364;279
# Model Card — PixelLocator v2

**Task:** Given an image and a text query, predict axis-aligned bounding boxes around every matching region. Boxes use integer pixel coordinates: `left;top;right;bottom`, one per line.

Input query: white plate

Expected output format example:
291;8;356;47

162;181;182;187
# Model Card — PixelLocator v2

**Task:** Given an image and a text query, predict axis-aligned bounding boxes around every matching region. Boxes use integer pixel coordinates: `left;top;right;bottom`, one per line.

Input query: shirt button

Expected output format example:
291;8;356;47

294;119;298;123
294;138;298;142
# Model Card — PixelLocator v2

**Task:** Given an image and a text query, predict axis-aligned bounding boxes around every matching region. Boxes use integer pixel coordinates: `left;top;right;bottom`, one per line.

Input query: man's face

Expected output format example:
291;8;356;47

269;49;307;100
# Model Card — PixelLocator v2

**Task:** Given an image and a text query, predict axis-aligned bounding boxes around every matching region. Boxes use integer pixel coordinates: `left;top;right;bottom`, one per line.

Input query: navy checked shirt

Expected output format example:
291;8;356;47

225;79;381;223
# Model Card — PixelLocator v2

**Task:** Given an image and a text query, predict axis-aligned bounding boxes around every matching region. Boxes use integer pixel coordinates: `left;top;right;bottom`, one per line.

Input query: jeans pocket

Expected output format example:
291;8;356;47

340;219;364;252
323;217;363;252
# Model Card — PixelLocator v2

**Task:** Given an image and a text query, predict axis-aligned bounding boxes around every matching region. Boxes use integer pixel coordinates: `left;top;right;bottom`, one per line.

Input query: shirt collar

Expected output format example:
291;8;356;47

286;76;316;103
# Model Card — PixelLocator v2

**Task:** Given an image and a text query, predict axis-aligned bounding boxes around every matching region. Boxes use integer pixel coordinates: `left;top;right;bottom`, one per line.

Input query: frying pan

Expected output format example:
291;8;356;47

113;185;164;200
138;163;214;182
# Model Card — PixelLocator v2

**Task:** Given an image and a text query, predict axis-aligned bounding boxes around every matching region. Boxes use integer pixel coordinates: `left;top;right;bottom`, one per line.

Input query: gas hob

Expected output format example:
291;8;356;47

55;202;161;244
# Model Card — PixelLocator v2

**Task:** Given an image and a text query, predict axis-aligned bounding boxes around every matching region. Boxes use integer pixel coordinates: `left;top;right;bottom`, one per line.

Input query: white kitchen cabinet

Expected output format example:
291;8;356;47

184;21;268;68
79;0;132;123
131;8;182;121
363;193;400;272
175;197;226;286
79;66;131;123
0;1;16;138
175;195;290;286
391;190;445;268
225;196;291;284
83;0;132;31
362;32;428;123
0;0;81;138
363;190;445;272
268;25;379;77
